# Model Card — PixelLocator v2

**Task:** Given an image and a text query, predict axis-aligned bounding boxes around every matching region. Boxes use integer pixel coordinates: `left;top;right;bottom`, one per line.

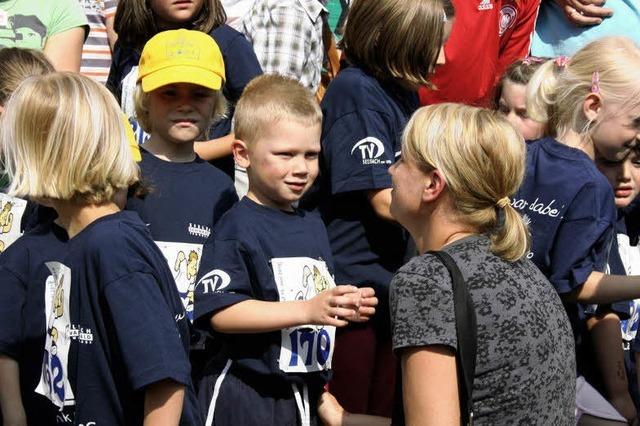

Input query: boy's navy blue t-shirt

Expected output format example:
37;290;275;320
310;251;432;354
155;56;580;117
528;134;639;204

514;137;616;294
0;220;68;425
126;148;238;320
35;211;200;425
194;197;335;386
314;66;419;329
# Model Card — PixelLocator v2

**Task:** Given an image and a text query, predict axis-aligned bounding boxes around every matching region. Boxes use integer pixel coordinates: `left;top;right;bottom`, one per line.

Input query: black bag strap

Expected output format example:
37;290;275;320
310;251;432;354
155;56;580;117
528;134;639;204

429;251;477;426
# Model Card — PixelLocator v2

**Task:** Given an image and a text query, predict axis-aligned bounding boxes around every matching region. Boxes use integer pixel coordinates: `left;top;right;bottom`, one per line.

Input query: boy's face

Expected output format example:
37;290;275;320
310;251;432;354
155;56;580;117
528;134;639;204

147;82;215;145
596;149;640;209
242;120;321;211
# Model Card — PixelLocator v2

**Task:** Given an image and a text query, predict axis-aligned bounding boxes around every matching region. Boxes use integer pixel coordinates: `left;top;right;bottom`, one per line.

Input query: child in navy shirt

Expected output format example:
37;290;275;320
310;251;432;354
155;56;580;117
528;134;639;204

0;72;199;425
194;75;377;426
515;37;640;421
126;29;238;323
311;0;454;415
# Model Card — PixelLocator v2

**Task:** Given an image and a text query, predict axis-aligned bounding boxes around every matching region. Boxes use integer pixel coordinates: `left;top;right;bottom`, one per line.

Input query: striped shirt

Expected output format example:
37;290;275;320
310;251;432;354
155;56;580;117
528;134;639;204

79;0;117;84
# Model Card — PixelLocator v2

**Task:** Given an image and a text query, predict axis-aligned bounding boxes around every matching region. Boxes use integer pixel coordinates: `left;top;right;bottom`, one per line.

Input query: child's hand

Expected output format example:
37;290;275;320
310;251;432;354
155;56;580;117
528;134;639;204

343;287;377;323
304;285;361;327
318;390;346;426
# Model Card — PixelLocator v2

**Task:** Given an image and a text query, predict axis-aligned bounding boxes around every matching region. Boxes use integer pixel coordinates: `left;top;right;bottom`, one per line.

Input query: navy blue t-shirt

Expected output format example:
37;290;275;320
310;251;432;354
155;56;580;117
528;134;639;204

0;220;68;425
314;66;419;331
194;197;335;386
34;211;200;425
514;137;616;294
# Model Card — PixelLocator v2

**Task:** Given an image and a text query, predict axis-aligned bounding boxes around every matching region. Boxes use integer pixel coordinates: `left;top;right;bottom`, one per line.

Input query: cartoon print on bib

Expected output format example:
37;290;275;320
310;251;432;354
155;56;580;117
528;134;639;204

35;262;75;409
0;193;27;253
271;257;336;374
155;241;203;321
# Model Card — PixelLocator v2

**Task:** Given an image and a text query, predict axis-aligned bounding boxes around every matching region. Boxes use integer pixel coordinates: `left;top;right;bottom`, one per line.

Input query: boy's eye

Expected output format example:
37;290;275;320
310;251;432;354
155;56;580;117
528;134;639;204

277;152;293;158
305;152;319;160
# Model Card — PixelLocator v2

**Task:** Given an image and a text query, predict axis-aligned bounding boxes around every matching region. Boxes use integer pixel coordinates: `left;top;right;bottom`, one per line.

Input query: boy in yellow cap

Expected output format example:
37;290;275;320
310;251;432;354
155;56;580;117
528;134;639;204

126;29;238;377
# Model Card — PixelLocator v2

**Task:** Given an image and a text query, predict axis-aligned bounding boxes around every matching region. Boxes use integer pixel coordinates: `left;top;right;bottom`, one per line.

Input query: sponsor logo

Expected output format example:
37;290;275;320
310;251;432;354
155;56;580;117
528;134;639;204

197;269;231;293
478;0;493;11
350;137;391;165
188;223;211;239
499;5;518;36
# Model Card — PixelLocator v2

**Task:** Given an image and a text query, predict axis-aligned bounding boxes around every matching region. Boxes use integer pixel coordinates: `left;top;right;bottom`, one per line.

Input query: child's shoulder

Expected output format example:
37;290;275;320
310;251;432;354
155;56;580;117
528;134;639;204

529;137;608;184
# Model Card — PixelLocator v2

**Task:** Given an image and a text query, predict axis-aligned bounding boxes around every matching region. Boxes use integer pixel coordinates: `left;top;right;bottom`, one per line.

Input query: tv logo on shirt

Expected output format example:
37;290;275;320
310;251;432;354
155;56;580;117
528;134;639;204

197;269;231;293
351;137;391;165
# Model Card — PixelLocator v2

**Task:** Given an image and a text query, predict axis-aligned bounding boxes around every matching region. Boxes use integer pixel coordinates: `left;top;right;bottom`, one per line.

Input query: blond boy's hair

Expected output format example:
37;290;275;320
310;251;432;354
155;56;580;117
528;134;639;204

133;85;227;135
343;0;454;89
527;36;640;137
234;75;322;144
403;103;529;261
1;72;139;204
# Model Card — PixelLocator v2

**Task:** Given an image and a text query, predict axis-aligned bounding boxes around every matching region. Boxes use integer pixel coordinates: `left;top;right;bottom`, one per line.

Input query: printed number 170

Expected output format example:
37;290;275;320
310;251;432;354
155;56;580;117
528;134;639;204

288;329;331;368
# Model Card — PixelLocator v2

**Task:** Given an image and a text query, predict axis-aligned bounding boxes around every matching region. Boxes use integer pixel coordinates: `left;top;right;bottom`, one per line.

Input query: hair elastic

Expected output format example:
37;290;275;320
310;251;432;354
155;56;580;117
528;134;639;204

591;71;600;94
522;56;545;66
554;56;570;69
496;196;510;209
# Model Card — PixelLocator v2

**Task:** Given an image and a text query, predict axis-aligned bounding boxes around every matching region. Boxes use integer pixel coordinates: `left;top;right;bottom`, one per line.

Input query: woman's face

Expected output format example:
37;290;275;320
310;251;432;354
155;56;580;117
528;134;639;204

150;0;204;29
498;79;545;141
389;151;428;226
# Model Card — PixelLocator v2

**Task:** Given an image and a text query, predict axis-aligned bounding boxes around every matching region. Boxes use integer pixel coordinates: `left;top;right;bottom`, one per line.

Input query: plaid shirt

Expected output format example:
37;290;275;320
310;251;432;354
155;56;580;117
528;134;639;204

242;0;327;93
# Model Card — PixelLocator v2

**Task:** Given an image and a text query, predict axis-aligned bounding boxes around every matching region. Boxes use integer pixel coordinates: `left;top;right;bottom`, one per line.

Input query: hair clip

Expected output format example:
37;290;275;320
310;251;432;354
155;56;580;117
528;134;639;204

522;56;545;66
591;71;600;94
554;56;570;69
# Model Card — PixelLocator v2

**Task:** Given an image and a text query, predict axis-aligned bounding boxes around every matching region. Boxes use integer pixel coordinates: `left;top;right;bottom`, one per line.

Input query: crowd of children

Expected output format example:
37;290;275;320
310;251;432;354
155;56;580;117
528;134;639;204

1;0;640;424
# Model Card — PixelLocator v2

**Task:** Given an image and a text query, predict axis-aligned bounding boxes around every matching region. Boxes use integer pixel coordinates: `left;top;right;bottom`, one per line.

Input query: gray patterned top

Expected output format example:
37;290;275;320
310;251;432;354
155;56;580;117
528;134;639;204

390;235;576;425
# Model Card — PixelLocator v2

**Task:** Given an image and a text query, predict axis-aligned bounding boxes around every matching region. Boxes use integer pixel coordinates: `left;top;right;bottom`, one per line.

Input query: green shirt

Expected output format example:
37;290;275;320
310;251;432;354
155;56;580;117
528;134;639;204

0;0;87;49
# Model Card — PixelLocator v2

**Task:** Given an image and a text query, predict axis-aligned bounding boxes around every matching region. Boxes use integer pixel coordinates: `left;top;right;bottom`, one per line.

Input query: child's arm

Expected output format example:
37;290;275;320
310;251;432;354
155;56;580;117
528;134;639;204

194;134;235;161
211;286;377;333
143;379;184;426
318;391;390;426
0;354;27;426
569;272;640;304
368;189;395;223
587;312;637;422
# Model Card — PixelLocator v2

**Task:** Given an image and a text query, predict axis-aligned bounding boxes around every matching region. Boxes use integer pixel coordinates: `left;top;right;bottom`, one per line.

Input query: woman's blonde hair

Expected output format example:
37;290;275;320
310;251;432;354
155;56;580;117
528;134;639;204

0;48;54;106
133;84;227;135
1;72;139;204
403;103;529;261
342;0;454;89
527;36;640;137
233;74;322;145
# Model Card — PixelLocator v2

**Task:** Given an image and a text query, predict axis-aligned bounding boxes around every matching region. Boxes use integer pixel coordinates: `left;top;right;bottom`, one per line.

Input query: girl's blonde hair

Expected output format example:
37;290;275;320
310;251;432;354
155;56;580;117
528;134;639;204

0;48;54;106
527;36;640;137
1;73;139;204
403;103;529;261
342;0;454;89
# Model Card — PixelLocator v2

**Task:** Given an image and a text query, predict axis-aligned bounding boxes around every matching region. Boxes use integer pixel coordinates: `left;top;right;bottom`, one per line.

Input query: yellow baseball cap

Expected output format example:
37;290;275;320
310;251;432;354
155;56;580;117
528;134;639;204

137;29;225;93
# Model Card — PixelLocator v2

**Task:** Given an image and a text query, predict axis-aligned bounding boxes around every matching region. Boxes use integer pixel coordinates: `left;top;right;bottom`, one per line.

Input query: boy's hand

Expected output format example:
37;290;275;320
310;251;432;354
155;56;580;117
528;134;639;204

318;391;346;426
305;285;362;327
343;287;377;323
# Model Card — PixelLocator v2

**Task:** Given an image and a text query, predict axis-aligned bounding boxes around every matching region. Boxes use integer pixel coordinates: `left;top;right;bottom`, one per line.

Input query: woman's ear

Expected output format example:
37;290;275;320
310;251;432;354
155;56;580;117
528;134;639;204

422;169;446;203
232;139;250;169
583;92;603;123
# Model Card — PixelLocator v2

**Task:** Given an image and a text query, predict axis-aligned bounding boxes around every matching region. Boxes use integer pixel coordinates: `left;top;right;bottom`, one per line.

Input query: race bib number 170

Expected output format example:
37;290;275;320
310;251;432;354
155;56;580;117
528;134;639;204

271;257;336;373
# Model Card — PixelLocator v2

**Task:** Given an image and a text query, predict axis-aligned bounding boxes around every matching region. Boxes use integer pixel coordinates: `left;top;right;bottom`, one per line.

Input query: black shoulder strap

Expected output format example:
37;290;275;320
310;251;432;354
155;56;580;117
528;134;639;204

429;251;477;426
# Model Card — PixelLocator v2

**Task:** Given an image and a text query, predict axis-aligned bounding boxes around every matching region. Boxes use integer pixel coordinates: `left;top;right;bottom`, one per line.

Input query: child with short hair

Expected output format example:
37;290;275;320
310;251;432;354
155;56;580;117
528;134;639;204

126;29;238;323
0;72;199;424
514;36;640;422
194;74;377;426
495;57;547;140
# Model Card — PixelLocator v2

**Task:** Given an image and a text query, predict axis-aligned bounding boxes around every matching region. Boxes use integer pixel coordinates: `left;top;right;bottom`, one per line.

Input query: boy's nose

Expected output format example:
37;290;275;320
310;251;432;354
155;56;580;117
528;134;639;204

291;157;309;175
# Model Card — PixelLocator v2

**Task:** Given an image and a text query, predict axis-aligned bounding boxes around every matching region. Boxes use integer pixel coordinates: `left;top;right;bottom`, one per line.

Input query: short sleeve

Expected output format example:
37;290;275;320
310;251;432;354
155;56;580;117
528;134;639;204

104;0;118;18
193;239;254;328
323;110;397;194
49;0;88;39
222;33;263;102
548;184;616;294
0;266;26;359
390;257;457;353
103;272;191;391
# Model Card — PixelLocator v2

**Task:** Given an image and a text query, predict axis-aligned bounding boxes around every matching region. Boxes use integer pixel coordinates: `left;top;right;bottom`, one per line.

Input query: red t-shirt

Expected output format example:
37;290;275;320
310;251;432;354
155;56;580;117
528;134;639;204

420;0;540;106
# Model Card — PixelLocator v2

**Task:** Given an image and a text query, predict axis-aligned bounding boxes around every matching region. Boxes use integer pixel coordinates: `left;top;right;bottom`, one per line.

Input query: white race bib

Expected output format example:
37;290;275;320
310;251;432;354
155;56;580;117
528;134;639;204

155;241;203;322
271;257;336;373
35;262;75;409
0;193;27;253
